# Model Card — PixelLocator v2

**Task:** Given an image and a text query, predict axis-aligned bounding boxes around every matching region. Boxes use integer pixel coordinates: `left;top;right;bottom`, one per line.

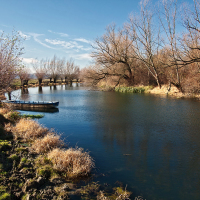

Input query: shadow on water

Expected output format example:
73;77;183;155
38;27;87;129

16;107;59;113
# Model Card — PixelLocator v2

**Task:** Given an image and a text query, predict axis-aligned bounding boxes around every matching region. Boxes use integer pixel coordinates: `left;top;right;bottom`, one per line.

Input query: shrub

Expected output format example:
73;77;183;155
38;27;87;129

13;118;48;141
48;148;94;178
31;132;63;153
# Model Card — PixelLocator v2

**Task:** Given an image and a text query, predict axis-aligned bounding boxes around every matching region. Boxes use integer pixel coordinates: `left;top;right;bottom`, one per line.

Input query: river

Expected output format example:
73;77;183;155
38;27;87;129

10;84;200;200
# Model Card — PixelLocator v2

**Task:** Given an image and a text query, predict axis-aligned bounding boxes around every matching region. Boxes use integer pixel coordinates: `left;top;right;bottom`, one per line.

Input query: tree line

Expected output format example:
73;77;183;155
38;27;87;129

82;0;200;93
19;56;80;86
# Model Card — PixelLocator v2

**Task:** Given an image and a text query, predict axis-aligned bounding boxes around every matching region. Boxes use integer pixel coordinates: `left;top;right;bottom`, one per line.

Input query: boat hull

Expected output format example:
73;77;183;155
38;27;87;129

1;100;59;109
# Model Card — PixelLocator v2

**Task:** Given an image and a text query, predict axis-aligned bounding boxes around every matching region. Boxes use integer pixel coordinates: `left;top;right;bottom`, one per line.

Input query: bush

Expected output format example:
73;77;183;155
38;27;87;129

31;132;63;153
13;118;48;141
48;148;94;178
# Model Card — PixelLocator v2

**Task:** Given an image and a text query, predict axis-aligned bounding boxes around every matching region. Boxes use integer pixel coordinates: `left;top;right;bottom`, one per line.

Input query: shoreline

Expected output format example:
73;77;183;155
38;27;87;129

0;106;133;200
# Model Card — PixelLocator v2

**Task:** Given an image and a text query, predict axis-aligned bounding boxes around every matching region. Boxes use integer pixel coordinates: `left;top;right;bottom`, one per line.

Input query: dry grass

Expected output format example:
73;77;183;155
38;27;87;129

0;108;10;115
97;190;131;200
31;132;63;153
4;123;13;132
13;118;48;141
48;147;94;178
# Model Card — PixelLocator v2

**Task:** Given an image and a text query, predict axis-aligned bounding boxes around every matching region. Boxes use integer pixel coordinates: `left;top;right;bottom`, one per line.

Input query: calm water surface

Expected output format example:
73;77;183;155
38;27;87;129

11;84;200;200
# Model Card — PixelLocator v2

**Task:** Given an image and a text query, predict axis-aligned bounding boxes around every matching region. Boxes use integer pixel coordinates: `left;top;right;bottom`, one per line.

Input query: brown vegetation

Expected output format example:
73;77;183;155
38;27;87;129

31;132;63;153
81;0;200;96
48;147;94;178
13;118;48;141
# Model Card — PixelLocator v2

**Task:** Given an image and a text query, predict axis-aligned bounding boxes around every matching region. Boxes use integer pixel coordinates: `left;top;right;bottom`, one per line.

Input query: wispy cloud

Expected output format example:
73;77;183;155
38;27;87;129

29;33;54;49
74;38;92;44
48;30;69;37
19;31;31;40
45;39;83;50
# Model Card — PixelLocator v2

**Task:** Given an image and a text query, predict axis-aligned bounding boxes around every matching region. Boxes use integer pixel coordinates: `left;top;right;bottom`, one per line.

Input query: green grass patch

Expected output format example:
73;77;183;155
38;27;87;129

0;140;11;151
115;86;146;93
0;186;10;200
0;193;10;200
20;113;44;119
9;154;19;162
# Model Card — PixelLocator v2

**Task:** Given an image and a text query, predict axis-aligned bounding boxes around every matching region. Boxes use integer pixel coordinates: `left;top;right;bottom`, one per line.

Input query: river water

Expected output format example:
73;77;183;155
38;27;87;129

10;84;200;200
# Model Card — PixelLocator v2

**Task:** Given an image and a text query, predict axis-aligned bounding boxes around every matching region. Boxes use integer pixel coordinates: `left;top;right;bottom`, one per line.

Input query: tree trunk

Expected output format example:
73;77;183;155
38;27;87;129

38;78;42;86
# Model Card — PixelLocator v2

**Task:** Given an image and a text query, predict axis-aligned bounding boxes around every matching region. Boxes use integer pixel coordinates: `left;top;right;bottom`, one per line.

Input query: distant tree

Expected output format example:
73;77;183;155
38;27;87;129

62;58;80;84
46;55;62;83
18;66;31;86
91;24;136;87
0;30;24;94
32;59;47;85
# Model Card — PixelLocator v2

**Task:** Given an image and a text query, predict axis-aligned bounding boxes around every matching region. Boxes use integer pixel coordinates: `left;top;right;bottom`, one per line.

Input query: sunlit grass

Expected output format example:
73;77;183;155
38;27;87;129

115;86;146;93
13;118;48;141
48;147;94;178
31;132;63;153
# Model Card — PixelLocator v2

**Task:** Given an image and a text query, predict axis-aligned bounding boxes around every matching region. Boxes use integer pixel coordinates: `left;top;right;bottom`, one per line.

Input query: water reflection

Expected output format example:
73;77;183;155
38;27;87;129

92;93;200;199
9;86;200;200
21;88;29;100
38;86;43;94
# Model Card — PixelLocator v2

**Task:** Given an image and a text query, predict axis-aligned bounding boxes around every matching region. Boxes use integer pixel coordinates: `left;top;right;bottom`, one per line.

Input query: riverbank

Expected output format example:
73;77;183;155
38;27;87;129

146;85;200;100
0;105;133;200
101;84;200;100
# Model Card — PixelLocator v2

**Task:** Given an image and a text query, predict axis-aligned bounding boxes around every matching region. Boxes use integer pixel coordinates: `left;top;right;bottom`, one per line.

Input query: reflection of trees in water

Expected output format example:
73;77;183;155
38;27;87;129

20;87;29;100
38;86;43;94
93;93;200;199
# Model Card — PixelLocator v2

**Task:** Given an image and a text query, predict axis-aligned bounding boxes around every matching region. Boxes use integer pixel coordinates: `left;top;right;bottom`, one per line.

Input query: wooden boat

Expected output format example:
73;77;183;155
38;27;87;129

1;100;59;109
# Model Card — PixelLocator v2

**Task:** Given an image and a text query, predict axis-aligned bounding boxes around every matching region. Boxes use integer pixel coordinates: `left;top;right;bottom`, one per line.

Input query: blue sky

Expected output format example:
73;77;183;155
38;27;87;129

0;0;194;70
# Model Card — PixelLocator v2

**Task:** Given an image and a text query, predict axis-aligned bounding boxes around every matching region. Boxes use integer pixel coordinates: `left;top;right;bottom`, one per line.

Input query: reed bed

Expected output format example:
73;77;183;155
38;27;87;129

48;148;94;178
31;132;63;153
13;118;48;141
115;86;145;93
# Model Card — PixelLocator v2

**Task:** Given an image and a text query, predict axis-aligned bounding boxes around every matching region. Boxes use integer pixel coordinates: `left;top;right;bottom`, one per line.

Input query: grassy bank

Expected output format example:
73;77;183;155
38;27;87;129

115;86;153;93
0;105;136;200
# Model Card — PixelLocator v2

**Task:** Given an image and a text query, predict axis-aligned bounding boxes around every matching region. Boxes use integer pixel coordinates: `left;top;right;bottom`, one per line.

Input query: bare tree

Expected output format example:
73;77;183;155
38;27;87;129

127;0;163;88
0;30;24;94
91;24;136;87
32;59;47;85
61;58;80;84
46;55;61;83
18;66;31;86
159;0;183;91
181;0;200;63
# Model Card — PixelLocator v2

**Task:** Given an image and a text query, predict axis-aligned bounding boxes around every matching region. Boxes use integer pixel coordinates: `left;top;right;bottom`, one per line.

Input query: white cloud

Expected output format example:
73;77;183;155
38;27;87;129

74;38;91;44
48;30;68;37
19;31;31;40
22;57;37;64
75;53;92;60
